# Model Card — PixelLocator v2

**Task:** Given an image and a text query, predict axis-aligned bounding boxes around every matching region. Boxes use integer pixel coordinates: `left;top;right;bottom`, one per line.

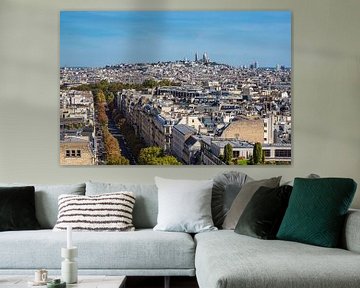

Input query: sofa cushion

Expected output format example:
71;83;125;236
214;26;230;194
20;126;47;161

86;182;158;229
342;209;360;253
212;171;252;228
195;230;360;288
0;183;86;229
53;192;136;232
277;178;357;247
154;177;216;233
234;185;292;239
0;229;195;272
0;186;40;231
222;177;281;229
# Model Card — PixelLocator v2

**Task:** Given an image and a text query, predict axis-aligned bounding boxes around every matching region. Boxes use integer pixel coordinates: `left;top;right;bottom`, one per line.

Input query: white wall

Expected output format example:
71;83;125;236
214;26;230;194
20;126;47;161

0;0;359;208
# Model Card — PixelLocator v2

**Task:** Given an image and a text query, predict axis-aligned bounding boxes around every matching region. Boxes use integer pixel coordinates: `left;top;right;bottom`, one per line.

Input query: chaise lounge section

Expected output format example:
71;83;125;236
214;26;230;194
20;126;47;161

195;216;360;288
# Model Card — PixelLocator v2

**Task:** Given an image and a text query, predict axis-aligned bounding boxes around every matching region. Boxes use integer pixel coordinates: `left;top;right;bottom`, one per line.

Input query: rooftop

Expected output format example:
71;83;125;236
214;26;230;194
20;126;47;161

173;124;197;135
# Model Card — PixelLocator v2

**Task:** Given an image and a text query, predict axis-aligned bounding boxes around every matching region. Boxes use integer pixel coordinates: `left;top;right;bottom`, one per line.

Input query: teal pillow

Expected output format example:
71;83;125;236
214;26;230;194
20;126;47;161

277;178;357;247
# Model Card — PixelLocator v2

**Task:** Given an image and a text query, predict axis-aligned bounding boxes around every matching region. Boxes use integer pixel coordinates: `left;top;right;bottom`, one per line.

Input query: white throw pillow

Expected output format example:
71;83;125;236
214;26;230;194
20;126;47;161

53;192;135;231
154;177;217;233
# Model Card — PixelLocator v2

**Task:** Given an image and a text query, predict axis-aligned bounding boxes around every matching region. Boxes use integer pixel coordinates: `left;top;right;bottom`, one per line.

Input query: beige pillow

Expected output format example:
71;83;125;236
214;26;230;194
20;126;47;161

222;177;281;230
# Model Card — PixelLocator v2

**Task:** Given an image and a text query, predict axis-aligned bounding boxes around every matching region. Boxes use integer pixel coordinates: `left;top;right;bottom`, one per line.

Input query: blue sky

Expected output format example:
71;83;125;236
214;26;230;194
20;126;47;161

60;11;291;67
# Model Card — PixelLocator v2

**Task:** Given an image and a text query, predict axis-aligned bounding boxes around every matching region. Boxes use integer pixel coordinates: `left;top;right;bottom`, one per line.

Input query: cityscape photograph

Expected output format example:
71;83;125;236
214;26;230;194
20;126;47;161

60;11;292;165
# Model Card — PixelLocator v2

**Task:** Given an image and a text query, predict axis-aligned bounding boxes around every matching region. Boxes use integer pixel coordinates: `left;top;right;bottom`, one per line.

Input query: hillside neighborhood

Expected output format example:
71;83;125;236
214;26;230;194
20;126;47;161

60;57;291;165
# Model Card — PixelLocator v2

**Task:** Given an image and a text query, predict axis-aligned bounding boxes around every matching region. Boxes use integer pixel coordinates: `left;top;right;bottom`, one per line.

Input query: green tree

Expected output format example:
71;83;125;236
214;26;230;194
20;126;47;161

224;143;233;165
97;103;108;127
96;90;107;104
98;79;109;91
116;117;146;159
107;154;129;165
236;158;248;165
253;142;264;165
138;147;163;164
155;156;182;165
158;79;173;86
102;127;129;165
138;146;181;165
73;83;91;91
142;79;158;88
106;92;115;105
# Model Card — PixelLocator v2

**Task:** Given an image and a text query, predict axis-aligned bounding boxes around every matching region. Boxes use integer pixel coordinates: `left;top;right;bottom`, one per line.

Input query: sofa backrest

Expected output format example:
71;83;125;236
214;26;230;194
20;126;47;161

86;181;158;229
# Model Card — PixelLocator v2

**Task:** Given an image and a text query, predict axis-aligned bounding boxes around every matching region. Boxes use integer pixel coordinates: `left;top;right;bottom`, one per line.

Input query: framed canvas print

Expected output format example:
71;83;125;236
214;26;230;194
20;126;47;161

60;11;291;166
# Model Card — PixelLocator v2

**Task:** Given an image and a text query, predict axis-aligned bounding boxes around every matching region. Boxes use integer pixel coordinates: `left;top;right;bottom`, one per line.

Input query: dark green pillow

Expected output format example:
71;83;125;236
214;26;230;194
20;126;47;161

0;186;41;231
277;178;357;247
234;185;292;239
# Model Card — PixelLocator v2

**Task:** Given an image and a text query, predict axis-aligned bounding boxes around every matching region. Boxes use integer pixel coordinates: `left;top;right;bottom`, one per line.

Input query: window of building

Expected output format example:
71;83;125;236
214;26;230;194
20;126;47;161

263;149;271;157
275;149;291;158
233;151;240;158
66;149;82;158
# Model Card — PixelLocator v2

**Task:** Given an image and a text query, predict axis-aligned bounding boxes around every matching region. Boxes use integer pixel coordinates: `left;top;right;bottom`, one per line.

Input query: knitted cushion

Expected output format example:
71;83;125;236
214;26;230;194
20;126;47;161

53;192;136;231
277;178;357;247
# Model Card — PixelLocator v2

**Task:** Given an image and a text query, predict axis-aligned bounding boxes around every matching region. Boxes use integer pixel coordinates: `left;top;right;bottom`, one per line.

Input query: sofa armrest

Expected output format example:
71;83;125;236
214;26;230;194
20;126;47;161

342;209;360;253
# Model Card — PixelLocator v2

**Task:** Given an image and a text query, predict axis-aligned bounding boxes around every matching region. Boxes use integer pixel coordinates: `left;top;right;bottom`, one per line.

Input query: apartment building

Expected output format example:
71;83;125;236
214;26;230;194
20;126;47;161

219;116;264;143
60;136;95;165
171;124;197;162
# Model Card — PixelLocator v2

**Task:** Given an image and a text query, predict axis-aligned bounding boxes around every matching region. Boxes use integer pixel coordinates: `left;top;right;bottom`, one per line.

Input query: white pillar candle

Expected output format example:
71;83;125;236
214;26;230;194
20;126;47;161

67;225;72;249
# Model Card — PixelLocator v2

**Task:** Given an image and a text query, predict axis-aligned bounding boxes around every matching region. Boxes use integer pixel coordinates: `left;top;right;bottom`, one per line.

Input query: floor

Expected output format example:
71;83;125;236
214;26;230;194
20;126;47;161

126;276;199;288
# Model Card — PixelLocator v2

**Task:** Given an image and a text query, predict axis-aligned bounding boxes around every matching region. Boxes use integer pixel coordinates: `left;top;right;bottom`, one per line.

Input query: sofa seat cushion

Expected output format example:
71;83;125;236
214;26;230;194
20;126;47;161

195;230;360;288
0;229;195;270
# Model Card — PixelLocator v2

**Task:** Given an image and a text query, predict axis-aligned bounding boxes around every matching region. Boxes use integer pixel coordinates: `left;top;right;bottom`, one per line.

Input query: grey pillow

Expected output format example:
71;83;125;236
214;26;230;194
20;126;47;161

212;171;252;228
283;173;320;186
0;183;86;228
154;177;217;233
222;177;281;230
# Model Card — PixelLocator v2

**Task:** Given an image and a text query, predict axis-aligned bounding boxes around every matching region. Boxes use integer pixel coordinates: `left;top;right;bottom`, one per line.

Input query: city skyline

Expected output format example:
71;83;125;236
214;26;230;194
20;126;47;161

60;11;291;68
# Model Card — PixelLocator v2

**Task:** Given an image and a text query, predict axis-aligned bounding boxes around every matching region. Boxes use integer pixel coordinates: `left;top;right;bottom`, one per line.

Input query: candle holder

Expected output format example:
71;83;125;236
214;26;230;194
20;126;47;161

61;247;78;284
